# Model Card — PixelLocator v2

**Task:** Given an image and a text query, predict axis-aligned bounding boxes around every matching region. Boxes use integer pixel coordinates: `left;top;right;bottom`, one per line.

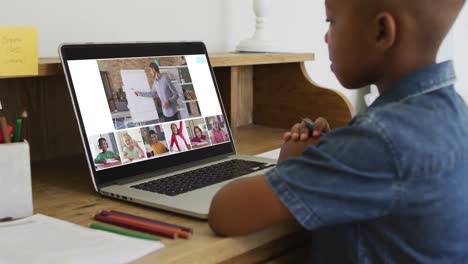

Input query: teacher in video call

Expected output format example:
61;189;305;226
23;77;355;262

135;62;180;122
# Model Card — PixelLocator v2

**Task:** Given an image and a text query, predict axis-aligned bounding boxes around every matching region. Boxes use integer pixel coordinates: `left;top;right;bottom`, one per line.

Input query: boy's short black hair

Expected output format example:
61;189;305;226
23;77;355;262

98;137;106;148
148;130;157;136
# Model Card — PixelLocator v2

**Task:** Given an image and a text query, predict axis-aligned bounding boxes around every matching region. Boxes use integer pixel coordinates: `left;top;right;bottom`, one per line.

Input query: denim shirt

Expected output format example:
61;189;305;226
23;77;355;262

265;61;468;263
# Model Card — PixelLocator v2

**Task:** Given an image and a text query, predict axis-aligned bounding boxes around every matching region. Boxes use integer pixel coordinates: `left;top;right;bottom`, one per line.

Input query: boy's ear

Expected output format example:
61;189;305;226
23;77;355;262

374;12;397;50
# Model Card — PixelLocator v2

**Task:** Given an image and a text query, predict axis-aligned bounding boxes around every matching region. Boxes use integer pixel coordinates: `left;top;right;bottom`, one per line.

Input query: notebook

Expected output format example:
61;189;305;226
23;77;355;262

59;42;276;219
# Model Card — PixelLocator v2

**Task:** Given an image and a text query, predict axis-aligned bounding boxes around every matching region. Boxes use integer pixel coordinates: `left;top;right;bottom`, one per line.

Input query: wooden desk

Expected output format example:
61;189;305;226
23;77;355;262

33;126;309;264
0;53;352;162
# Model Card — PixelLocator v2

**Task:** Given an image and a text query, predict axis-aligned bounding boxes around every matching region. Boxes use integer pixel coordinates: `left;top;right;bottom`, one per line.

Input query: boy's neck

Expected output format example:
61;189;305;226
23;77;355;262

376;50;437;94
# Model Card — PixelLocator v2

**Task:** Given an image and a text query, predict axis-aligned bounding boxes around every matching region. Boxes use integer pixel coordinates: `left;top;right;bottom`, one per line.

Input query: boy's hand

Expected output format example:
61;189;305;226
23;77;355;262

135;91;141;96
278;138;314;163
283;117;330;142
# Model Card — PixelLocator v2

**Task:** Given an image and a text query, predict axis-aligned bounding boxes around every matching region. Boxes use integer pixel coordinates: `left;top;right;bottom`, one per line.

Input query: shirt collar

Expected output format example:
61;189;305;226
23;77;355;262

370;61;456;108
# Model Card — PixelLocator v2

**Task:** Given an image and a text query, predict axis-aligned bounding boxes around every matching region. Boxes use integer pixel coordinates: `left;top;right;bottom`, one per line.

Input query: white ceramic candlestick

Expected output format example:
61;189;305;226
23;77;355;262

236;0;283;52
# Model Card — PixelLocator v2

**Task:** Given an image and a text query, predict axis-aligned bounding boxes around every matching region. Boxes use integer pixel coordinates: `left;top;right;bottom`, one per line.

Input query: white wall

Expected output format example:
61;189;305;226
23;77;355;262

437;3;468;103
0;0;228;57
450;3;468;103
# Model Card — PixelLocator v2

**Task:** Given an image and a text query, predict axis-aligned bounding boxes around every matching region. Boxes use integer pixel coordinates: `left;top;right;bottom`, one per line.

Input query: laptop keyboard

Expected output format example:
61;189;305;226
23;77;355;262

130;159;274;196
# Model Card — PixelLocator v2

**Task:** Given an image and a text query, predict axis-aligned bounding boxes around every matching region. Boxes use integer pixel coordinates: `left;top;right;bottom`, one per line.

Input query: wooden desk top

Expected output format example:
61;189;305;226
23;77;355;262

1;53;314;79
32;125;309;263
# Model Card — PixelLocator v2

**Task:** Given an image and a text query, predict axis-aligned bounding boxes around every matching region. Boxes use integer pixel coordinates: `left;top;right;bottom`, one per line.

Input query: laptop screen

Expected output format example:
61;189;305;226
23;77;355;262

61;43;235;187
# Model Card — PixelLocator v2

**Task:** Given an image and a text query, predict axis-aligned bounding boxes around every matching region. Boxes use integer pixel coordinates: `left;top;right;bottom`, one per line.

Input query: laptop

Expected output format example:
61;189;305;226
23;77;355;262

59;42;276;219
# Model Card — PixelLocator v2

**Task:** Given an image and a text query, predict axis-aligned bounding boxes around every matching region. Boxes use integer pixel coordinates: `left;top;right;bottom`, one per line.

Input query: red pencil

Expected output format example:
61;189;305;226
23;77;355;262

105;210;193;233
94;214;178;239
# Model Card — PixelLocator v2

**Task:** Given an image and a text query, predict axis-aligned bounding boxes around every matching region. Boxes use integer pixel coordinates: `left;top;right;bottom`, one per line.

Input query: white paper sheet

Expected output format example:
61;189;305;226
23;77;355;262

0;214;164;264
255;148;280;160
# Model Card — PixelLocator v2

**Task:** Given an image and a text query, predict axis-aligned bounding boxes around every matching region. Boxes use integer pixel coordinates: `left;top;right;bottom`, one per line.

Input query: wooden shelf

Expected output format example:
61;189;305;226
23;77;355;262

209;52;314;67
1;53;314;79
235;125;286;155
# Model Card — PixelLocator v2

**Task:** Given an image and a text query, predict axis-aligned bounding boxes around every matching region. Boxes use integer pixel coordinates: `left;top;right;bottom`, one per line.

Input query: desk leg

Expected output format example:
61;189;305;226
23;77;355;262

230;65;253;132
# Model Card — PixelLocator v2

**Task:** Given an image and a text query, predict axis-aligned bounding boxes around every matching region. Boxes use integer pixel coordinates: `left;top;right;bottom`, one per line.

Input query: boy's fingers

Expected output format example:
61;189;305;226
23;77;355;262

290;123;302;140
287;122;313;142
300;132;310;141
295;122;311;141
314;117;331;133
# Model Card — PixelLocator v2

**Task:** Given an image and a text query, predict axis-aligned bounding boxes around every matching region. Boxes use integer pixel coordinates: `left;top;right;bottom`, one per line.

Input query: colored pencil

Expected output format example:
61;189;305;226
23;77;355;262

12;118;22;142
20;109;27;142
97;212;191;239
94;213;177;239
89;222;159;241
0;116;11;143
94;213;179;239
300;117;314;130
105;210;193;233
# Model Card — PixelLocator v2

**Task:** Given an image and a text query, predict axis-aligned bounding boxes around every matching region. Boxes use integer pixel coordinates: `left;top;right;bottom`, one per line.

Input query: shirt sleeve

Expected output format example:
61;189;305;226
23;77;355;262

264;116;398;230
139;88;158;98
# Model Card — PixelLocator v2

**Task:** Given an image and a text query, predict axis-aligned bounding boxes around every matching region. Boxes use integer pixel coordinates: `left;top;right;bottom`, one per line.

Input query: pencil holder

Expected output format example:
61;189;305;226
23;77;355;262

0;140;33;219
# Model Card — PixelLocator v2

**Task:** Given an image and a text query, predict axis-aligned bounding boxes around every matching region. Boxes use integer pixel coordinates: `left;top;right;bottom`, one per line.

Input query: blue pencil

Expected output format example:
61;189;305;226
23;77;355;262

300;117;314;130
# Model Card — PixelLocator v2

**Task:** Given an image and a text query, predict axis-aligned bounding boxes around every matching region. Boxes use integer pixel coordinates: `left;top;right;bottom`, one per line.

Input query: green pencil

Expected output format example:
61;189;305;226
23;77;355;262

89;222;160;241
13;118;22;142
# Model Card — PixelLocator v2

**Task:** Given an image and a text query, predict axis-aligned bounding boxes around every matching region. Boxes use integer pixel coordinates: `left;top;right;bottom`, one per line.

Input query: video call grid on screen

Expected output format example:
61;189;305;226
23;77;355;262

67;54;231;171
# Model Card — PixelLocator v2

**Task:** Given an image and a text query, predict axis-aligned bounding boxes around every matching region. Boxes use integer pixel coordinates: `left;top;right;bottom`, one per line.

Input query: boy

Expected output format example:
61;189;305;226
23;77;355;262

94;138;120;164
209;0;468;263
148;129;168;155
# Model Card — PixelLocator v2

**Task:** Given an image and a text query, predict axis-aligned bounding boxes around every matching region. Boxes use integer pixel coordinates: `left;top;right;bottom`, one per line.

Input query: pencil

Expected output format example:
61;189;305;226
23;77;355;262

300;117;314;130
106;210;193;233
94;213;180;239
0;116;10;143
12;118;22;142
20;109;27;142
98;213;191;239
89;222;160;241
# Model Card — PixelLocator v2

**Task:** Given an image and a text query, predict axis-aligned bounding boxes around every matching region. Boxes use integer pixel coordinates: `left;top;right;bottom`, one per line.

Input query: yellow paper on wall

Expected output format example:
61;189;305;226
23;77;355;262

0;27;38;77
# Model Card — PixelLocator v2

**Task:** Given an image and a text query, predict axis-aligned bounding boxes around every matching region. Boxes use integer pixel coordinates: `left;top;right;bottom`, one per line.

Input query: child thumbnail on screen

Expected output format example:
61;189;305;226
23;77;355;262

140;125;170;158
163;120;192;153
89;133;122;170
206;115;230;145
186;118;211;149
116;129;147;164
